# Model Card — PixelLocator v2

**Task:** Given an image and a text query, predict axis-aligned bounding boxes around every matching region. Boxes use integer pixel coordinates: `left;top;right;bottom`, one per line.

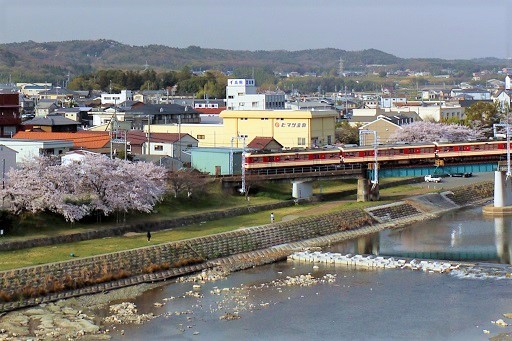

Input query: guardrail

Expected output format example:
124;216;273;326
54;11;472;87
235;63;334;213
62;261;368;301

247;163;363;176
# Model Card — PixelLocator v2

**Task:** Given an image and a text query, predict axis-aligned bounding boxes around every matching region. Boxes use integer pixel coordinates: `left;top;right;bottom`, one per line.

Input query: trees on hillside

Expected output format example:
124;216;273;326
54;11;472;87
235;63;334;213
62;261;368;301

1;155;167;222
68;68;228;98
390;122;484;143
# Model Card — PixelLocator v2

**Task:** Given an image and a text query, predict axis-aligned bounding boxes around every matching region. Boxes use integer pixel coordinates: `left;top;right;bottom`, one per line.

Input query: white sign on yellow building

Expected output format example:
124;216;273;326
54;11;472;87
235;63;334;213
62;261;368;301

147;109;337;149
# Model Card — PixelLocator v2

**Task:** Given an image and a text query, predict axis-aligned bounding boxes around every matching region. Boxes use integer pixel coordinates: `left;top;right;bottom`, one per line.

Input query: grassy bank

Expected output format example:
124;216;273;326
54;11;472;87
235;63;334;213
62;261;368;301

0;181;430;271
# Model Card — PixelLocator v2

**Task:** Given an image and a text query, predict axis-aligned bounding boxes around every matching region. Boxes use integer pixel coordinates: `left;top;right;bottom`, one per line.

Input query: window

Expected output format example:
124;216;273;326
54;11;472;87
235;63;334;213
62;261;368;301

261;118;268;120
154;145;163;151
327;135;332;144
228;95;234;99
240;118;248;121
298;137;306;146
197;134;205;139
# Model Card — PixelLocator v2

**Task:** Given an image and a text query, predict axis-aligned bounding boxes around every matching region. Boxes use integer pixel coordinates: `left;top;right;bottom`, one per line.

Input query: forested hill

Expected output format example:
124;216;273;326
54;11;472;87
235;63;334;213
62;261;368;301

0;39;507;83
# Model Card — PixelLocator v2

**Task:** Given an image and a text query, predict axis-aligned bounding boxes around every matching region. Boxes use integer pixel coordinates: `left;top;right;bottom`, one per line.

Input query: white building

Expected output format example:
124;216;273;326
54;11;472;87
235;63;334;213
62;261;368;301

0;145;17;183
450;88;491;101
379;96;407;108
226;79;285;110
0;138;73;163
101;90;133;105
142;134;198;163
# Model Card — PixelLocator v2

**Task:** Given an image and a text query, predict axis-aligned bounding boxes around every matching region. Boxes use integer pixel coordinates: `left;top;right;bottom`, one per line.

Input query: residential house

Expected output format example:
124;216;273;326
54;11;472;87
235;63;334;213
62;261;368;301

359;115;415;145
494;90;512;111
34;100;59;117
350;108;421;127
379;95;407;108
13;131;111;154
22;113;82;133
0;92;21;137
125;130;198;163
53;107;93;127
125;103;201;129
0;137;73;162
101;90;133;105
450;88;491;101
17;83;52;98
38;87;75;106
247;136;283;152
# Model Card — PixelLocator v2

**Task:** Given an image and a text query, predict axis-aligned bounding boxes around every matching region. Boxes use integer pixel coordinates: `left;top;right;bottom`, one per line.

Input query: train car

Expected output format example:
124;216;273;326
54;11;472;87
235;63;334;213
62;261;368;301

244;149;341;170
435;141;512;159
340;143;437;164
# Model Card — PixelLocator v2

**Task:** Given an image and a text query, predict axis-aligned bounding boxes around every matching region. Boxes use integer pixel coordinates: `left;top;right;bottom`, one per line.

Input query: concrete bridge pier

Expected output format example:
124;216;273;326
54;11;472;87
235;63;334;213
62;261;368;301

357;177;369;202
483;171;512;215
357;177;380;202
292;180;313;200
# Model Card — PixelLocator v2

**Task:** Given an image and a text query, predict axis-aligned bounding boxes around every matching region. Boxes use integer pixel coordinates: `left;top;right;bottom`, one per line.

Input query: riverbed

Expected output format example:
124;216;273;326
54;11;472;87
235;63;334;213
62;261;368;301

105;206;512;340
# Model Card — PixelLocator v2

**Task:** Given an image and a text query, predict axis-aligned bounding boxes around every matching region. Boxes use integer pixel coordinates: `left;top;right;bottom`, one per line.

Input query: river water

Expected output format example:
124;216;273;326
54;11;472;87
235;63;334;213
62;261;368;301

109;206;512;340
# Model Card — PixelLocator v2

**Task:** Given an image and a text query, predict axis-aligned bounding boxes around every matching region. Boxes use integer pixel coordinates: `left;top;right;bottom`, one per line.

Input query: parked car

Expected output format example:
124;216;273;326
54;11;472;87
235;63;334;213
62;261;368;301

450;173;472;178
424;174;442;183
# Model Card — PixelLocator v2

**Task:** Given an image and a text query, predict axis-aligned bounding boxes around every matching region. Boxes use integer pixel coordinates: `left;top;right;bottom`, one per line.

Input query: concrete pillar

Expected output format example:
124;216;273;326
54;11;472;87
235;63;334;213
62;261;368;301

483;171;512;215
494;171;506;207
357;177;369;202
292;181;313;199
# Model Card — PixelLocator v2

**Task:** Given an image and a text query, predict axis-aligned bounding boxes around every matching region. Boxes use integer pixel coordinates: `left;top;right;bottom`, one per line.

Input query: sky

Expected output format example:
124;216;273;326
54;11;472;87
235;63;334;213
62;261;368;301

0;0;510;60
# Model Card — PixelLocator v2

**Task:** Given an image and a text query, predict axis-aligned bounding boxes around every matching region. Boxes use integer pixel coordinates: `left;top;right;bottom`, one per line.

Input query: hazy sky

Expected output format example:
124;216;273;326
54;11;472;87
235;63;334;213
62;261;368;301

1;0;510;59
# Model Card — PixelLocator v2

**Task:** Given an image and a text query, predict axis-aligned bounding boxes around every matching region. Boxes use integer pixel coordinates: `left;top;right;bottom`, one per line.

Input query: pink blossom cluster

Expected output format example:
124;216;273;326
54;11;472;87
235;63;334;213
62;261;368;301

1;154;167;222
389;122;484;143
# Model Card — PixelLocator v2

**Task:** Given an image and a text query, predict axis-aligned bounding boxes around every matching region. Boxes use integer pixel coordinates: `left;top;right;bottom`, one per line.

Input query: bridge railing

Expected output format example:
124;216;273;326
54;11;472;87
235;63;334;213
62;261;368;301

247;163;363;176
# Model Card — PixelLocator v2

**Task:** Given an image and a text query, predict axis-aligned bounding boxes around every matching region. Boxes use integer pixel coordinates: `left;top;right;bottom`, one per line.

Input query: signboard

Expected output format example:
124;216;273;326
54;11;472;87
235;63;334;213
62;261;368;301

228;79;255;86
274;122;307;128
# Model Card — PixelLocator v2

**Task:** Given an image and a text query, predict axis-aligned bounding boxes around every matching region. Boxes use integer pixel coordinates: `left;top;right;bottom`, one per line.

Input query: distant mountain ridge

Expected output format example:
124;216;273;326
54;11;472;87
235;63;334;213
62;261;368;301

0;39;507;83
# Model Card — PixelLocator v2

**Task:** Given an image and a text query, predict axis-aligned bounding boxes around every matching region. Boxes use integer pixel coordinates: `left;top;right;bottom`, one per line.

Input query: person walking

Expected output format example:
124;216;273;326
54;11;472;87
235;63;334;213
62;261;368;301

270;212;275;223
147;230;151;242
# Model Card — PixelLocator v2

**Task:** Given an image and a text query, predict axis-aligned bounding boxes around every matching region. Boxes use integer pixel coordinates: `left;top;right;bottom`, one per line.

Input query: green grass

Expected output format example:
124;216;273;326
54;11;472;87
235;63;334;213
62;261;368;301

0;178;433;271
1;180;282;240
0;199;382;271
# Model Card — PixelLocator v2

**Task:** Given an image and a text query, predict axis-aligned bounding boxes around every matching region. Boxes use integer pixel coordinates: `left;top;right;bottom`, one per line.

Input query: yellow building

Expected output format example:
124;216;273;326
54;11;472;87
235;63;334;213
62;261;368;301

147;109;338;149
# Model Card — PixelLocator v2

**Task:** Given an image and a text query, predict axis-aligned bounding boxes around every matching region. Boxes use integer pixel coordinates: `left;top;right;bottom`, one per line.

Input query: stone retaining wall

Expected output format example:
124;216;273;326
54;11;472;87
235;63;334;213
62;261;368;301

0;181;496;313
0;208;372;307
444;181;493;206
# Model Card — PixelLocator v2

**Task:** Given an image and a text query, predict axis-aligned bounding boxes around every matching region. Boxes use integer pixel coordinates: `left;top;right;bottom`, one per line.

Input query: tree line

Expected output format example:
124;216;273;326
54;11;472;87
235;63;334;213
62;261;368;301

67;67;228;99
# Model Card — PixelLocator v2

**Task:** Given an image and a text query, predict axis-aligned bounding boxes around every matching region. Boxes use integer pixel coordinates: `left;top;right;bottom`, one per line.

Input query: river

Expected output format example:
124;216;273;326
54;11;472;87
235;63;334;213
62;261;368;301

108;206;512;340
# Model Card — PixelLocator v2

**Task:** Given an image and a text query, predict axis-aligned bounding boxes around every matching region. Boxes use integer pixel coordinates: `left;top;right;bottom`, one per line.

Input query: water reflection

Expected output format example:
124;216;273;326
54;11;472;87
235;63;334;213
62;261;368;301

331;208;512;264
494;217;511;264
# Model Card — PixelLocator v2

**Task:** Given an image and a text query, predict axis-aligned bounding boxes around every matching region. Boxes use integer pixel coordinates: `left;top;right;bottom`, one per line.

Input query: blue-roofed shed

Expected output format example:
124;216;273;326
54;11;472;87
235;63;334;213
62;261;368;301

191;147;244;175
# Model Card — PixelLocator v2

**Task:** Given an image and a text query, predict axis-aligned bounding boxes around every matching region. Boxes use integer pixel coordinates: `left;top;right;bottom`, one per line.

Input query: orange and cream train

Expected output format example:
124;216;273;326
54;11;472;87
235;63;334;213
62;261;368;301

243;140;512;173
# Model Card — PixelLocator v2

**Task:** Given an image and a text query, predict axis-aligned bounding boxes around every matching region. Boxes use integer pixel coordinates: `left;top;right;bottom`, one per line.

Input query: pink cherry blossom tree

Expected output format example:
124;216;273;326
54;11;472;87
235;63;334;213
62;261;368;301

389;121;484;143
1;154;167;222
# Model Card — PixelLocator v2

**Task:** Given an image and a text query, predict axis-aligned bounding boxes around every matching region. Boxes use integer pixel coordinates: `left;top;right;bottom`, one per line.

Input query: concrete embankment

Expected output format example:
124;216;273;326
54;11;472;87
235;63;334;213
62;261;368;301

0;181;494;313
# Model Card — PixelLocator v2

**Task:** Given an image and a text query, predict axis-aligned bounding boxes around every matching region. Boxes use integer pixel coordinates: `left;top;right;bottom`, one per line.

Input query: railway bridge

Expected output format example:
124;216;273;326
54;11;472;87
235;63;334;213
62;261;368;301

222;161;498;202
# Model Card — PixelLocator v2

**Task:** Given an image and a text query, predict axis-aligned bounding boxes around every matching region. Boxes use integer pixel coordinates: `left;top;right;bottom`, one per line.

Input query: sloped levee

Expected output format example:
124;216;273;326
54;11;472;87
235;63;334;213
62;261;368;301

0;181;494;313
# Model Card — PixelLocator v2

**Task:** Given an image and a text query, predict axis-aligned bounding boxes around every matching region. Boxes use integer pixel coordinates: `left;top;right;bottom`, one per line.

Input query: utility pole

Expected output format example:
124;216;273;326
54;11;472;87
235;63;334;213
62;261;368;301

178;114;182;161
147;115;151;155
110;99;117;159
359;129;379;186
231;136;247;193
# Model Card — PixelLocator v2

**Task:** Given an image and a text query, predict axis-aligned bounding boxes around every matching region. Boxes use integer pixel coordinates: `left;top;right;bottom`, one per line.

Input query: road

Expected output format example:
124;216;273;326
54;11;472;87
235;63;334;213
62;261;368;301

411;171;494;191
